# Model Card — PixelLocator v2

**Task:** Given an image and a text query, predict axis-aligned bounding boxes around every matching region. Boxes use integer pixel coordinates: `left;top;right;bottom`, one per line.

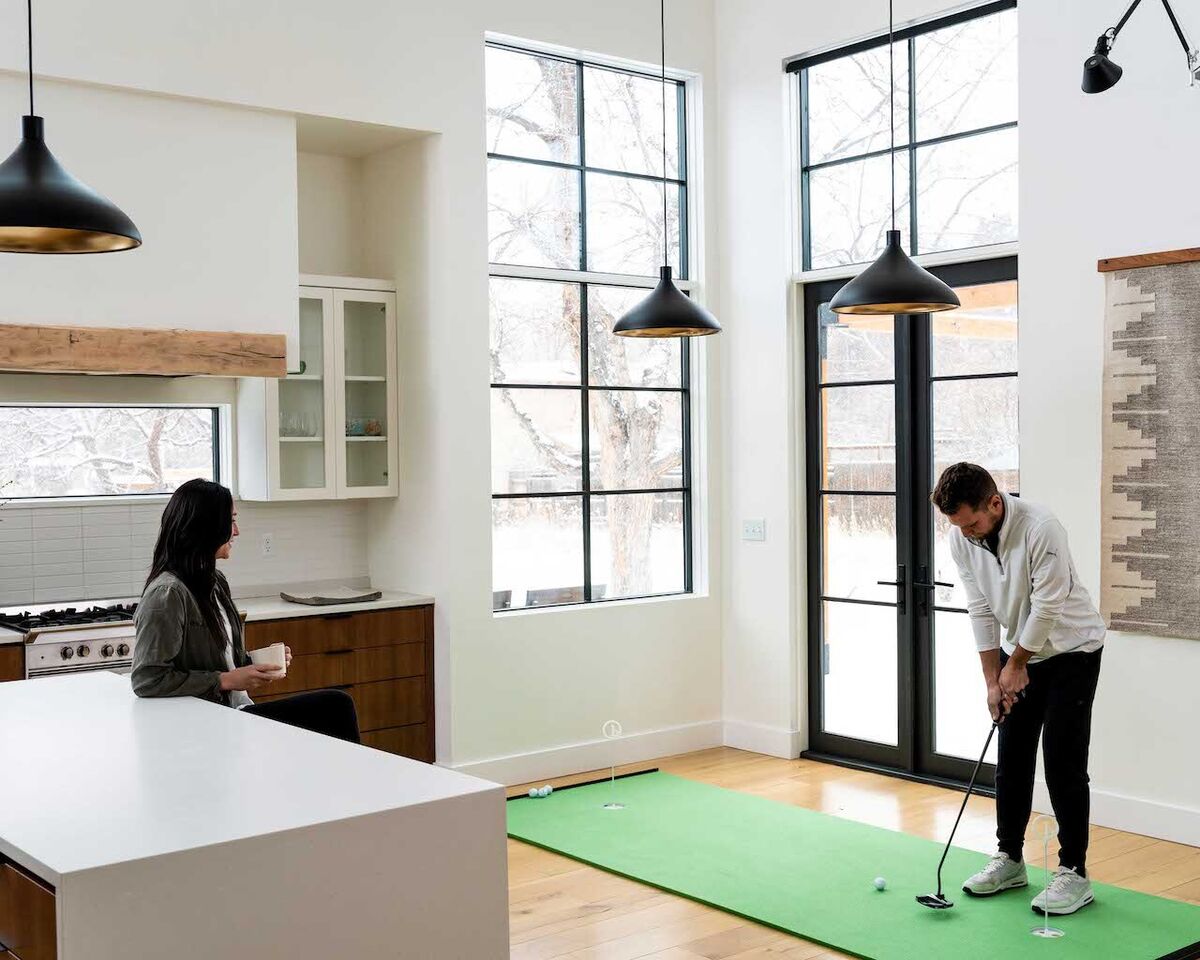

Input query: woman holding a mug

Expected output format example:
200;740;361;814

131;478;360;743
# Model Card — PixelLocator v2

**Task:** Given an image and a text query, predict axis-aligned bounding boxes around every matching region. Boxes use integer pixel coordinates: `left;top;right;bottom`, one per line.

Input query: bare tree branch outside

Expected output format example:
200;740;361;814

0;407;217;499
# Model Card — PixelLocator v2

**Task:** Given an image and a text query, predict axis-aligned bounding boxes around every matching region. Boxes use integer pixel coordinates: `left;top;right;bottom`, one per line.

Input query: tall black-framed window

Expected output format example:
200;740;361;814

486;42;695;612
789;0;1017;271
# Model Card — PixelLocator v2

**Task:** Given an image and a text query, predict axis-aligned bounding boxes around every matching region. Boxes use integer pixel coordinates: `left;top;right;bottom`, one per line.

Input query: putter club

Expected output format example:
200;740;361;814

917;697;1012;911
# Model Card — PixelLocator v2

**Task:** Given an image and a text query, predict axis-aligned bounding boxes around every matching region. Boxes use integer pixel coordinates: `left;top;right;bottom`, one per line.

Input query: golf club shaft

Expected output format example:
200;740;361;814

935;720;999;896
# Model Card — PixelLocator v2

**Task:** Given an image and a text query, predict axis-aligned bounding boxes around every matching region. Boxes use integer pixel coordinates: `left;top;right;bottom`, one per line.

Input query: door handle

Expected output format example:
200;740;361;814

876;563;906;614
913;580;953;590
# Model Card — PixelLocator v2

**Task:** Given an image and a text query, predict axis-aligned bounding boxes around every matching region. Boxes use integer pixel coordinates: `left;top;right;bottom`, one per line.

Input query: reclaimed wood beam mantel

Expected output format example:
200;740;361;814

0;322;286;377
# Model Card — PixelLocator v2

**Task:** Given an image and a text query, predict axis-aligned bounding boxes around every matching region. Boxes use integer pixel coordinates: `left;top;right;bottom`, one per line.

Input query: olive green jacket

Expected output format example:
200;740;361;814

131;571;248;705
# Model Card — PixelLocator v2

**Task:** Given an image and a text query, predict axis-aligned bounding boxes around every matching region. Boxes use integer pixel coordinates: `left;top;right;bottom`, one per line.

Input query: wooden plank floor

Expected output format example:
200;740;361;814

507;747;1200;959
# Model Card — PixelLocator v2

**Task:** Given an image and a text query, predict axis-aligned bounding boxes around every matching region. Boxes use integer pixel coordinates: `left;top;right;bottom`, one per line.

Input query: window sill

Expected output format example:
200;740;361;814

492;590;708;618
0;494;174;510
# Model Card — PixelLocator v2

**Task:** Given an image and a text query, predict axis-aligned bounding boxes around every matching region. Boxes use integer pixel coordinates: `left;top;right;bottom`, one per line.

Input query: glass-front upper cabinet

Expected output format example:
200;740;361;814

334;290;398;497
275;289;336;495
237;279;398;501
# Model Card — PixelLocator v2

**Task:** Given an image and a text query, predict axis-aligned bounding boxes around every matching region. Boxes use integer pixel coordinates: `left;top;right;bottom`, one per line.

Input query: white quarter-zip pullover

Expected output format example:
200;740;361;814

949;494;1106;662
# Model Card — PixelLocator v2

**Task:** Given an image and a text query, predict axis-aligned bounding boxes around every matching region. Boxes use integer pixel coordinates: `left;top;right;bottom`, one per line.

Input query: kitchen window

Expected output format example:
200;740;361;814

486;42;695;611
0;405;220;499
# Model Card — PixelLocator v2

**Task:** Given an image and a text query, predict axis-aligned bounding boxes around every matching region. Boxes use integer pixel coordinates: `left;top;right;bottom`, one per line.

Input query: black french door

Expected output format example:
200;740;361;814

803;256;1018;785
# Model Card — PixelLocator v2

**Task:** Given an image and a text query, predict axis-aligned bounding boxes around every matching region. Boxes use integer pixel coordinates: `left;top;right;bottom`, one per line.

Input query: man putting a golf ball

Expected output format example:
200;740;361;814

933;463;1105;916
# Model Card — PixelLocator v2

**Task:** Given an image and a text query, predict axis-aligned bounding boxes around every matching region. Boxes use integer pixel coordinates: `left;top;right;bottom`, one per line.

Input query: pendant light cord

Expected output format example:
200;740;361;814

26;0;34;115
661;0;668;268
888;0;895;232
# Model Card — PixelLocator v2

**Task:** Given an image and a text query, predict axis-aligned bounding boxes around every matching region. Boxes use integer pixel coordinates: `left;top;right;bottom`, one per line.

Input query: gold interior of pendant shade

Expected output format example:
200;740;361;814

833;300;960;316
616;324;722;338
0;225;142;253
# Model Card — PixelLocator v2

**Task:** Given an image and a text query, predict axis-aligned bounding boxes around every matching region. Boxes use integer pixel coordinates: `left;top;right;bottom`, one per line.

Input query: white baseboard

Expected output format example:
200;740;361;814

722;719;801;759
1033;781;1200;847
450;720;723;786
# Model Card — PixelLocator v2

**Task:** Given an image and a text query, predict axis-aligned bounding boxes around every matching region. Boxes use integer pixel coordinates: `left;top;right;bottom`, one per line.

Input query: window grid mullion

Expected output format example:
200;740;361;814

907;35;918;255
799;68;812;271
580;281;593;603
800;120;1018;176
681;339;694;593
577;63;593;603
491;382;683;393
577;61;588;275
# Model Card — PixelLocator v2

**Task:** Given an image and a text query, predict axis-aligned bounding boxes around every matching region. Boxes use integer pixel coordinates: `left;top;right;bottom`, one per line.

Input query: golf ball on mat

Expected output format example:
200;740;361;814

543;785;554;795
538;786;551;797
528;788;539;798
874;877;887;891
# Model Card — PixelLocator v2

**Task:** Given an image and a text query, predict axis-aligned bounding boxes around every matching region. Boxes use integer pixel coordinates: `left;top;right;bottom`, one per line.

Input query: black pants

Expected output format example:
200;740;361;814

996;648;1102;874
244;689;361;744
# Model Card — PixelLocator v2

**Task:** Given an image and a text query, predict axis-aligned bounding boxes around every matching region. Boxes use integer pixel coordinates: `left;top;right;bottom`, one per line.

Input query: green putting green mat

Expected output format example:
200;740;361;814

507;772;1200;960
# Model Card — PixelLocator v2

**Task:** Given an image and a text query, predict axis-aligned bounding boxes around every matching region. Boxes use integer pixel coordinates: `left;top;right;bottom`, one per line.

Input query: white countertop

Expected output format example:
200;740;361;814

0;672;494;884
238;589;433;621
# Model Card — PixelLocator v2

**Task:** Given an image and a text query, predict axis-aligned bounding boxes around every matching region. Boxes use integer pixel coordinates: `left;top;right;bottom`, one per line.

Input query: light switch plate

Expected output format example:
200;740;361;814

742;518;766;542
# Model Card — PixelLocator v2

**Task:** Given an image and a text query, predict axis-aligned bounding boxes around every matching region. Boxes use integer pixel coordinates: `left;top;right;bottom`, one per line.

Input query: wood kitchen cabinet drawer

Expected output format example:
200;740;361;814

244;614;353;656
244;606;428;657
352;642;425;684
254;677;425;733
350;677;425;732
362;723;432;762
347;608;427;647
0;646;22;683
252;641;425;698
257;649;354;696
0;861;56;960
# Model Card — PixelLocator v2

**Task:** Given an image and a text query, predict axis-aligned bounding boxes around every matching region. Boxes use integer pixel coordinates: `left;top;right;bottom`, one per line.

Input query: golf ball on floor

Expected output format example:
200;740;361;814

528;788;539;798
543;785;554;795
874;877;887;891
538;786;551;797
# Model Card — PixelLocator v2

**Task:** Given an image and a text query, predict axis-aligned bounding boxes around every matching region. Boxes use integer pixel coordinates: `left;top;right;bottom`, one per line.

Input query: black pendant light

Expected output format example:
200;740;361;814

829;0;958;316
0;0;140;253
613;0;719;337
1082;0;1199;95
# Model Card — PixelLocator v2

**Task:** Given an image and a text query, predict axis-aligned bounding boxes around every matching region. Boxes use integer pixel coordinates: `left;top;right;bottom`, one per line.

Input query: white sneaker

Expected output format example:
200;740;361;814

962;853;1029;896
1032;866;1094;915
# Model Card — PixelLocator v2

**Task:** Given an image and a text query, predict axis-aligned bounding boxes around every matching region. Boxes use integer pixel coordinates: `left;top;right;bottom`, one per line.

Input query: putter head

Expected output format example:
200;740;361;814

916;893;954;910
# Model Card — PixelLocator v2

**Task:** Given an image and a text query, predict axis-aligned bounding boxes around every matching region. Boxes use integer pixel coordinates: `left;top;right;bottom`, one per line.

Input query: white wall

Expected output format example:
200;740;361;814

0;0;724;781
714;0;1200;842
1021;0;1200;845
0;76;299;361
297;152;367;277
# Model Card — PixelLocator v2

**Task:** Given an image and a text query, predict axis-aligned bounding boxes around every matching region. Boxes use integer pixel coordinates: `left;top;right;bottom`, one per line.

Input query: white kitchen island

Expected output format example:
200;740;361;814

0;672;509;959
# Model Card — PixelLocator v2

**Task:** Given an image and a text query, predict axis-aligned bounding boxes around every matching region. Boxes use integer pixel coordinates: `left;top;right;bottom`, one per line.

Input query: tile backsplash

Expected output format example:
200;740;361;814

0;499;370;607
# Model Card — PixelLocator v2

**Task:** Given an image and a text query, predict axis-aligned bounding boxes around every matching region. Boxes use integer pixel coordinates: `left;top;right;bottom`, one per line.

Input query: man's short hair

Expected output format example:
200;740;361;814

930;462;999;515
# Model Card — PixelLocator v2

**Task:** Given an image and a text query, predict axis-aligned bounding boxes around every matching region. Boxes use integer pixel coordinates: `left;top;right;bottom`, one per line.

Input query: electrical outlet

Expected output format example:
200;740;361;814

261;533;275;558
742;518;766;542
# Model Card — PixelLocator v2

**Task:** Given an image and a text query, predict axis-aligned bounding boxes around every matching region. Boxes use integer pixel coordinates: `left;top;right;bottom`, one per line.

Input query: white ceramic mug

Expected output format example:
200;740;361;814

248;642;287;677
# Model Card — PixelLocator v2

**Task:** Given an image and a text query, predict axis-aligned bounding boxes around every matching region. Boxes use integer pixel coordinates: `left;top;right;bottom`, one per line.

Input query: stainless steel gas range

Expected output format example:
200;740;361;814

0;604;139;678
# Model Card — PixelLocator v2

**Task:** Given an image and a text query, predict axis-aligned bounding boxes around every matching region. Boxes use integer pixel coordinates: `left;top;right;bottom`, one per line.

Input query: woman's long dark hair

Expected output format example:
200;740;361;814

145;478;233;649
